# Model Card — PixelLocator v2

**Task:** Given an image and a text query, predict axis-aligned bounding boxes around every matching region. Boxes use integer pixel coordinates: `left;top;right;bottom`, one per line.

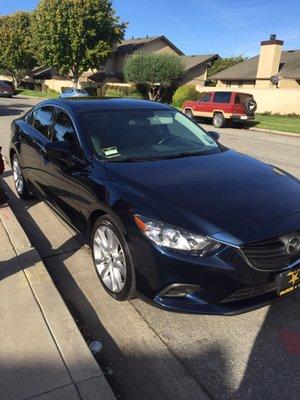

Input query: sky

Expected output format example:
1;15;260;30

1;0;300;57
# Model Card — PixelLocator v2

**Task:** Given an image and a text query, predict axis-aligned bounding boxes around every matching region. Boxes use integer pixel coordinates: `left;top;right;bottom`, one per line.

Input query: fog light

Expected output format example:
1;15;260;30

160;284;202;298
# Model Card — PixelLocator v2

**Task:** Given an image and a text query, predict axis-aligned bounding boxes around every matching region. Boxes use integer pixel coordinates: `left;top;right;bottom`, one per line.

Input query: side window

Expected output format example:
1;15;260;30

200;94;211;103
33;106;54;138
52;111;82;159
213;92;232;104
25;109;37;126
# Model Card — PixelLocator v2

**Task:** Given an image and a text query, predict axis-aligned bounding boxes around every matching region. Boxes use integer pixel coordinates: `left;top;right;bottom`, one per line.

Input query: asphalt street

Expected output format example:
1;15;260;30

1;96;300;400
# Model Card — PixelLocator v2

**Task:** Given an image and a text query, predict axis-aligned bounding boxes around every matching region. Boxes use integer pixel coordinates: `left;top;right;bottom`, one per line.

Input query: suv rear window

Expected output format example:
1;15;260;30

213;92;232;104
235;93;253;104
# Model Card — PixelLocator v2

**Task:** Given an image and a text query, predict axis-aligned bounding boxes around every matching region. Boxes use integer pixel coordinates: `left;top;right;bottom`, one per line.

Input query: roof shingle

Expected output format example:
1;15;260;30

211;50;300;80
180;54;219;71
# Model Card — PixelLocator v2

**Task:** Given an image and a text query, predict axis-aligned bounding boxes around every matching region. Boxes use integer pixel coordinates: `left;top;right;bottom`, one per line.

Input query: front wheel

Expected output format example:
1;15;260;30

12;154;32;199
91;215;136;301
213;113;226;128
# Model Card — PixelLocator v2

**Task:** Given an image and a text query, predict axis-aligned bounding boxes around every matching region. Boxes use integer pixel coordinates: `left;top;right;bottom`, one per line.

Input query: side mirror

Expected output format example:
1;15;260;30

207;131;220;141
45;141;71;159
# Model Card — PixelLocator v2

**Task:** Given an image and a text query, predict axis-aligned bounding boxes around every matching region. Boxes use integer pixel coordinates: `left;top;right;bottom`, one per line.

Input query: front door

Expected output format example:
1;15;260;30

197;93;213;117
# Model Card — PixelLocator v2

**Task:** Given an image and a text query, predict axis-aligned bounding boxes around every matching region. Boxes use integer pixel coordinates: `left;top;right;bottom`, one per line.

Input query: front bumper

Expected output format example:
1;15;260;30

129;231;299;315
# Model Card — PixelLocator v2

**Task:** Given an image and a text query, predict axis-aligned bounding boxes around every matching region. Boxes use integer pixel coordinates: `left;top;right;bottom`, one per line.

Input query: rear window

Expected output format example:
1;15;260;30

0;81;9;89
213;92;232;104
235;93;253;104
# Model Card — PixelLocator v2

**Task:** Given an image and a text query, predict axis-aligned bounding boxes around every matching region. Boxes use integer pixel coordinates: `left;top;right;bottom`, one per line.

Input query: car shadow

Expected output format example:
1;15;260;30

0;180;127;396
232;295;300;400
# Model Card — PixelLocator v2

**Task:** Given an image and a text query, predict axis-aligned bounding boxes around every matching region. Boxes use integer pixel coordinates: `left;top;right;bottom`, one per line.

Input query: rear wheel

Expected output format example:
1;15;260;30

213;113;226;128
91;215;136;301
184;109;194;119
12;154;32;199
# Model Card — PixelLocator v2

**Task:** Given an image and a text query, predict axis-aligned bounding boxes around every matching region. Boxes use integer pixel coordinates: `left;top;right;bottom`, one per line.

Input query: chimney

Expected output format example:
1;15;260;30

256;34;283;86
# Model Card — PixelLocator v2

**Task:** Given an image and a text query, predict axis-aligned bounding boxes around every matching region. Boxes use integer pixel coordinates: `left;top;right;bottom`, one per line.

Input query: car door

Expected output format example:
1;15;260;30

39;108;91;232
197;93;212;116
17;106;54;195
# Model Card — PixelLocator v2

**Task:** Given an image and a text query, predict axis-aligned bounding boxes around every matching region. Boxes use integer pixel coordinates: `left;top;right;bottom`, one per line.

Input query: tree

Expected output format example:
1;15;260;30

123;52;184;101
31;0;126;87
0;12;36;87
207;56;247;79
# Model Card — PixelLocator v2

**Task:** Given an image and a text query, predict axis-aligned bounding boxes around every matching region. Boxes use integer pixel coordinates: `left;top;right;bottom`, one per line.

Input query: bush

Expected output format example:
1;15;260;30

172;85;202;108
45;89;58;94
127;92;144;99
105;88;125;98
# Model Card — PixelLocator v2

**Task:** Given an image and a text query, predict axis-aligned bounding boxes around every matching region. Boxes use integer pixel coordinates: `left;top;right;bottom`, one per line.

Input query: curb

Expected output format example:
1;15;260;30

16;95;47;100
0;203;115;400
248;127;300;137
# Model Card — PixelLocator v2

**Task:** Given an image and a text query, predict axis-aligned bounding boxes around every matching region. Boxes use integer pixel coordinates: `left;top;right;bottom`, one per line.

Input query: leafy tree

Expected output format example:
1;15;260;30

124;53;184;101
31;0;126;87
207;56;247;78
0;12;35;87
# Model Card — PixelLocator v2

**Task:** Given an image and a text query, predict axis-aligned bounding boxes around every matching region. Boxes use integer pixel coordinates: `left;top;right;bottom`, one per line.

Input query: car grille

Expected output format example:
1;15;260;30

241;235;300;271
221;281;277;303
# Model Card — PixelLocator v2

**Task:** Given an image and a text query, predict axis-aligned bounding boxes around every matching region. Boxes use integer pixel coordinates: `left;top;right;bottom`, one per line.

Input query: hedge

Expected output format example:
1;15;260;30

172;85;202;108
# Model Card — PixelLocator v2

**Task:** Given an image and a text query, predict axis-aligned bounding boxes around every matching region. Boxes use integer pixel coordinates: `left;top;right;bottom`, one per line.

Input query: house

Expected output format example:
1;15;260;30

91;36;219;87
211;35;300;89
207;35;300;114
35;35;219;92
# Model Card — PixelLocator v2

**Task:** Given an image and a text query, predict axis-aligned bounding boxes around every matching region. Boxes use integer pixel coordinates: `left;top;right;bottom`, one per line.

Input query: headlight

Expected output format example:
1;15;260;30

134;215;220;255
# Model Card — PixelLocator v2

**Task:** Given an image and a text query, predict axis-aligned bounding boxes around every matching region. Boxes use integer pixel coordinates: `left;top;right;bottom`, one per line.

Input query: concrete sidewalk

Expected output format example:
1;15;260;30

0;203;115;400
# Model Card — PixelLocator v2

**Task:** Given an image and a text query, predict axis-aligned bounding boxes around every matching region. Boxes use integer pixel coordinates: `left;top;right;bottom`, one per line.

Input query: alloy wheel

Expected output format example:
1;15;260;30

13;156;24;195
93;225;127;293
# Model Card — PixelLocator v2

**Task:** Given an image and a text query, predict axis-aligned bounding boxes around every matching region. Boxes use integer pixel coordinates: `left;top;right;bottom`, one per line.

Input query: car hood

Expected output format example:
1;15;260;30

105;150;300;245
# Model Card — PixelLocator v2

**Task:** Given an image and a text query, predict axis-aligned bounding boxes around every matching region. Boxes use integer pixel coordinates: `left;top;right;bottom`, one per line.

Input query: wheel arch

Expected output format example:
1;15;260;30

213;110;225;117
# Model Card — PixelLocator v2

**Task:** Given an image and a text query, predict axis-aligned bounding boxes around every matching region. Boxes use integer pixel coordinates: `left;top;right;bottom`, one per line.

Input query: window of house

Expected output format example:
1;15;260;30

33;106;55;138
52;111;83;159
213;92;232;103
200;93;212;103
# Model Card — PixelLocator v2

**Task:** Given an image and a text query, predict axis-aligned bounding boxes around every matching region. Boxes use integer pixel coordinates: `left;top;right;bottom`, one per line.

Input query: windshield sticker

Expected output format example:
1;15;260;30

101;147;120;157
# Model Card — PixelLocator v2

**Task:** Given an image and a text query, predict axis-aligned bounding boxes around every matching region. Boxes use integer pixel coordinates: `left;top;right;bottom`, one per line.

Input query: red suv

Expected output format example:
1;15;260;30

183;91;257;128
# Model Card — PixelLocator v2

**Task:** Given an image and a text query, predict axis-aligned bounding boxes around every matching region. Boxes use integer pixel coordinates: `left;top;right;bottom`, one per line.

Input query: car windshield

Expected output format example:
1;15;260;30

82;109;221;161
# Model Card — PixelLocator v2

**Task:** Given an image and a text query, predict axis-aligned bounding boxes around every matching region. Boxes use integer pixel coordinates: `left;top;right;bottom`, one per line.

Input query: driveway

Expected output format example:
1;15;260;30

1;97;300;400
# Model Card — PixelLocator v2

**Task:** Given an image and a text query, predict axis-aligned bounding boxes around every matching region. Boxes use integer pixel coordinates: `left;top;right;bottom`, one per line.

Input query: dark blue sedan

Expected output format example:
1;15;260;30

9;99;300;314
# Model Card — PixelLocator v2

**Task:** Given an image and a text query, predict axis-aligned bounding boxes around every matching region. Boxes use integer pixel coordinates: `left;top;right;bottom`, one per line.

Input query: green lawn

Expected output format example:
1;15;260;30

254;114;300;134
17;89;59;99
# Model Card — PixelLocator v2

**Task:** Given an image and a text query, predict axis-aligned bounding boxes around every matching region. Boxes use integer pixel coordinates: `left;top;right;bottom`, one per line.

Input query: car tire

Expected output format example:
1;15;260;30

184;109;194;120
213;113;226;128
12;154;33;200
91;215;136;301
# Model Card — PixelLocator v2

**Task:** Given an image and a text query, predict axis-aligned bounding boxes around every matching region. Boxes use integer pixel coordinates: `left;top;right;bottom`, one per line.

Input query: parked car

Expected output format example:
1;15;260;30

183;91;257;128
1;80;16;95
0;80;14;97
59;87;89;98
9;99;300;315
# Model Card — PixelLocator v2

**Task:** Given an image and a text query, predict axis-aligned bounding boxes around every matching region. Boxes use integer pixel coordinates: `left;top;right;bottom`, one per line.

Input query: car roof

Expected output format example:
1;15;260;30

37;98;173;113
